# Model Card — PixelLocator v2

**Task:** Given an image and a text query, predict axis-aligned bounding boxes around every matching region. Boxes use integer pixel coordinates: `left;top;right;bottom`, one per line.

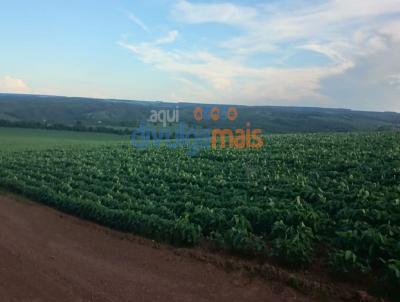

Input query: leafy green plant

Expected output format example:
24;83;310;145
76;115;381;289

329;249;370;274
271;221;314;266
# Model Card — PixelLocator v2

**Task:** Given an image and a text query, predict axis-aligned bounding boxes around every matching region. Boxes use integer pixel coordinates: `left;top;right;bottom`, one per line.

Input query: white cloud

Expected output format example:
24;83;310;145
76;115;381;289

209;0;400;55
172;0;258;25
379;20;400;41
121;39;353;104
0;75;29;93
387;74;400;87
299;44;350;65
155;30;179;45
128;12;150;33
122;0;400;107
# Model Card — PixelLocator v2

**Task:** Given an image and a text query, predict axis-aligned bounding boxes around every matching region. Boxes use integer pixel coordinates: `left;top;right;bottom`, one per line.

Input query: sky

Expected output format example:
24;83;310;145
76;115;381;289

0;0;399;112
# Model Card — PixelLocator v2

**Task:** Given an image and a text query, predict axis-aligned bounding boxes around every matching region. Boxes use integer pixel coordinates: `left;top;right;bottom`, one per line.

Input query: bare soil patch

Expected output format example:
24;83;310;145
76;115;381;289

0;194;313;302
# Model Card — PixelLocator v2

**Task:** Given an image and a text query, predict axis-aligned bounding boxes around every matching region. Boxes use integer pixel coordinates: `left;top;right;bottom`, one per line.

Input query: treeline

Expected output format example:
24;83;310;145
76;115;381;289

0;119;132;135
0;119;210;139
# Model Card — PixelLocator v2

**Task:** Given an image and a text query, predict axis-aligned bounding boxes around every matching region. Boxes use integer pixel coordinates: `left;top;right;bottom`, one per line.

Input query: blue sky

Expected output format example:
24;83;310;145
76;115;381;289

0;0;399;112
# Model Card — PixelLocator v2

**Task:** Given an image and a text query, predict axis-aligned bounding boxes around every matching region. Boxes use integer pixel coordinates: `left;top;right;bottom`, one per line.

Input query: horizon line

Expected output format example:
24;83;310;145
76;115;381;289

0;92;399;114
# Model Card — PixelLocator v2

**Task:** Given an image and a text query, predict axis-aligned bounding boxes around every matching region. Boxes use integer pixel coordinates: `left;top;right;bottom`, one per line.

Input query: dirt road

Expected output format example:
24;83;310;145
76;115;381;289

0;194;312;302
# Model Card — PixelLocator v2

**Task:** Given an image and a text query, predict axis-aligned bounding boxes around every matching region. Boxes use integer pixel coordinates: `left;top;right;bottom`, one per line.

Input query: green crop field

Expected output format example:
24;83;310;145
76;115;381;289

0;128;399;292
0;127;128;152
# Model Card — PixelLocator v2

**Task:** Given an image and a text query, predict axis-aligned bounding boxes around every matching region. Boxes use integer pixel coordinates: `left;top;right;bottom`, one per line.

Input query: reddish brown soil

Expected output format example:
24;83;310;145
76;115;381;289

0;194;314;302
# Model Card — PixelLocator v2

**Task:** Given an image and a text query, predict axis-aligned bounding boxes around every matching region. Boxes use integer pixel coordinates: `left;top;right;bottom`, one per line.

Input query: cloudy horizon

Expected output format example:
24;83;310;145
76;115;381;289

1;0;399;112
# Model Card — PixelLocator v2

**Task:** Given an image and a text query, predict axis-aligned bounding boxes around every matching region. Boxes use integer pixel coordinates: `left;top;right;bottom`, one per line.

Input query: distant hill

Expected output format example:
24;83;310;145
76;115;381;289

0;93;399;133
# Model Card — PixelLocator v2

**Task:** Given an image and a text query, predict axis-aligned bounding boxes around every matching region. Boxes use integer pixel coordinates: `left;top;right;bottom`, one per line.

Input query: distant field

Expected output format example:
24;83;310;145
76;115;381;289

0;127;128;152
